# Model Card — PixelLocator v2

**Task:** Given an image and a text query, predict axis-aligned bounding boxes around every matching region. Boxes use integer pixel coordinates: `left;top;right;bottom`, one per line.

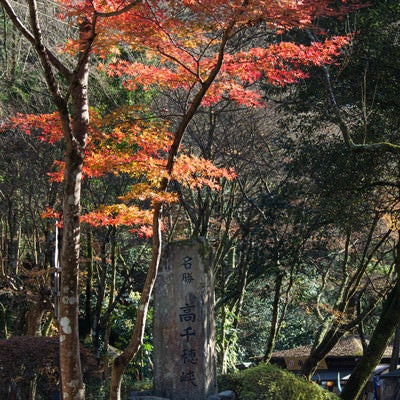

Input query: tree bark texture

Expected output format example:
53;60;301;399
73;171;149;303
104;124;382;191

390;322;400;371
59;147;85;400
263;272;284;363
301;326;344;380
341;276;400;400
60;55;91;399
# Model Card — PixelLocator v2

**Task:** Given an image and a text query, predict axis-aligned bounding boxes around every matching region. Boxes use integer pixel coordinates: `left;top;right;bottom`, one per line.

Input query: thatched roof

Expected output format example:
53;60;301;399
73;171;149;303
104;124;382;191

272;335;393;359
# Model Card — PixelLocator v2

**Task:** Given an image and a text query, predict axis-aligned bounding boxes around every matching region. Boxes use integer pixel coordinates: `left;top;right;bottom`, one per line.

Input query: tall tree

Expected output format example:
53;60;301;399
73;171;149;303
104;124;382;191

0;1;359;399
280;0;400;396
95;3;355;398
282;135;399;380
278;0;400;400
0;1;140;398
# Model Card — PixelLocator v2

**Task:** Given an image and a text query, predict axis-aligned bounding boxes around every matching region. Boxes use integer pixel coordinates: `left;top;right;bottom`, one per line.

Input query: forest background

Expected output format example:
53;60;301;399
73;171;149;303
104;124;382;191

1;1;400;400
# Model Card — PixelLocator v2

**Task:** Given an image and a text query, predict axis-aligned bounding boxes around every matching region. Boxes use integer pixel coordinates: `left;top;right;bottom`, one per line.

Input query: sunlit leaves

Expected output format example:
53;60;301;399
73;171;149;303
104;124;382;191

59;0;356;101
9;112;63;144
9;0;361;235
173;154;236;190
91;1;354;109
7;103;234;234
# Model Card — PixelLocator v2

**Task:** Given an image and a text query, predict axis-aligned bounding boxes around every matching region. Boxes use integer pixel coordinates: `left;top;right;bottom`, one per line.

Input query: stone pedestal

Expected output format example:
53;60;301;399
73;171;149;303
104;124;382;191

153;238;217;400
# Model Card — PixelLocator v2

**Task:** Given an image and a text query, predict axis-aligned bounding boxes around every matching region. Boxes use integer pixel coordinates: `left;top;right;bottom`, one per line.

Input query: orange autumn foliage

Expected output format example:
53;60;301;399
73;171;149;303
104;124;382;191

10;105;235;236
59;0;357;106
9;0;363;236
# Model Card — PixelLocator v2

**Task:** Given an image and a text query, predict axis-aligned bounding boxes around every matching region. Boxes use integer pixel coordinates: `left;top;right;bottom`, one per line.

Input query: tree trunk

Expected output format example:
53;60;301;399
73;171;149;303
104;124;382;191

263;271;283;363
26;303;45;336
108;26;232;400
219;306;229;374
110;203;163;400
7;203;20;275
341;276;400;400
0;301;8;338
93;236;109;350
105;229;117;346
390;322;400;371
0;2;95;399
0;220;5;277
301;325;344;379
59;146;85;400
82;228;94;340
58;21;91;398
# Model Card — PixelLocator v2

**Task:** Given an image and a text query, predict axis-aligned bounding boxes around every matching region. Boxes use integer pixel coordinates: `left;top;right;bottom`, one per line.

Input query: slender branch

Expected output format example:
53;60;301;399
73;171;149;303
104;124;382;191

26;0;72;113
0;0;72;79
144;0;227;83
347;219;392;301
94;0;142;18
341;288;389;332
156;45;199;79
322;63;400;153
306;29;400;154
157;20;237;196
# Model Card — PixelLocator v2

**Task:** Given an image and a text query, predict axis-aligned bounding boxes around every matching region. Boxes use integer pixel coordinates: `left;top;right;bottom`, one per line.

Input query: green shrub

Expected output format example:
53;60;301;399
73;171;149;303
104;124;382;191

218;363;339;400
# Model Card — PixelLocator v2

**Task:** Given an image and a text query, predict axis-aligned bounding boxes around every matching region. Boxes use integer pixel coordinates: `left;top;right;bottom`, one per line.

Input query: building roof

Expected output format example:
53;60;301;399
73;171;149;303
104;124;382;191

272;335;393;359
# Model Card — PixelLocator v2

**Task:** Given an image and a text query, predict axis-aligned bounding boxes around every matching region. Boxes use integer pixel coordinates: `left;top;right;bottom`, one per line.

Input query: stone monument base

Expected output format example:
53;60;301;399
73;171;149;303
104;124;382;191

128;390;235;400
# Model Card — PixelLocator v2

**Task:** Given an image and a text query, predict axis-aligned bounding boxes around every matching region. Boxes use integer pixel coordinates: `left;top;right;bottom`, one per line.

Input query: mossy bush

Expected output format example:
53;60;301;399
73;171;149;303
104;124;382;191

218;363;339;400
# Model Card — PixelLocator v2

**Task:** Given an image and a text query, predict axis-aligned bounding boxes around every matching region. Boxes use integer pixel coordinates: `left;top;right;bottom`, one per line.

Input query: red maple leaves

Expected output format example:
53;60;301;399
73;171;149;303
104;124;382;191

9;104;235;236
6;0;361;235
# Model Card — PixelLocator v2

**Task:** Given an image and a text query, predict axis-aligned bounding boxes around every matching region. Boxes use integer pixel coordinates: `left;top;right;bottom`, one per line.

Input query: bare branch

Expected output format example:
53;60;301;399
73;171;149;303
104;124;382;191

0;0;72;79
321;63;400;154
25;0;70;109
306;29;400;154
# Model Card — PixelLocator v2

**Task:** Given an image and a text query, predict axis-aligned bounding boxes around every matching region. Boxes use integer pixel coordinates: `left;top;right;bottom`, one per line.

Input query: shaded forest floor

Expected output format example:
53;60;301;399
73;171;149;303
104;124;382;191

0;336;101;399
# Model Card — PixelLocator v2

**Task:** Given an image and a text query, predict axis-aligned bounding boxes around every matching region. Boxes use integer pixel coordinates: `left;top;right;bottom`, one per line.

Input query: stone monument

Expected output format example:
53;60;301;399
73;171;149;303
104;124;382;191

153;238;217;400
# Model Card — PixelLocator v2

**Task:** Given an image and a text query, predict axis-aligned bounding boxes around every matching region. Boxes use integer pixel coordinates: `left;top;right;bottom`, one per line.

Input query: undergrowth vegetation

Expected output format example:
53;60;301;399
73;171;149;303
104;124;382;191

219;363;339;400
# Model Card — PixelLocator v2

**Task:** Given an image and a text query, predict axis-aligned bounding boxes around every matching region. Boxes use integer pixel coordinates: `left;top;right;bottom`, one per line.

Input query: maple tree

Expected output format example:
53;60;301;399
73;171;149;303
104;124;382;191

0;1;361;399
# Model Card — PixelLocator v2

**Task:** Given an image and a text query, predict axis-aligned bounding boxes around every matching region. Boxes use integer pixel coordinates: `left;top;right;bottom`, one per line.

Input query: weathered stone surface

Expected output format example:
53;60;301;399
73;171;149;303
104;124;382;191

128;389;235;400
128;396;170;400
207;390;235;400
219;390;236;399
127;390;155;399
153;238;217;400
129;390;153;396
